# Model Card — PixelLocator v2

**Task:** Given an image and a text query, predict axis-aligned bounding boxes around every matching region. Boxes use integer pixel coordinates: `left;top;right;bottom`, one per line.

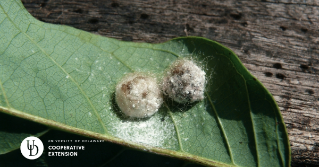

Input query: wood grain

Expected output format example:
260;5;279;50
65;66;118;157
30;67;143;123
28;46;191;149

22;0;319;166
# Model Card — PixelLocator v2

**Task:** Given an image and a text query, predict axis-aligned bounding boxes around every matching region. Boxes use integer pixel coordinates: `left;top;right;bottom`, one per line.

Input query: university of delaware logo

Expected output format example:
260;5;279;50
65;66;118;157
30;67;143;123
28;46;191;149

20;136;44;160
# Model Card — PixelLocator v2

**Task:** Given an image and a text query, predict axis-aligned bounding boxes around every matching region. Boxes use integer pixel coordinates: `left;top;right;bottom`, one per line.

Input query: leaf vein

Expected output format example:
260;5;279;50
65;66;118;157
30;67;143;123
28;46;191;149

164;102;184;152
0;3;109;135
0;79;11;108
205;93;235;165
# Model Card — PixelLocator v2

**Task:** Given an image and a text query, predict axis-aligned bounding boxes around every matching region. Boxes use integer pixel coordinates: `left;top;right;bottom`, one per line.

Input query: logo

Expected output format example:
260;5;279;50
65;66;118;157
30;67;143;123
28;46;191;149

20;136;44;160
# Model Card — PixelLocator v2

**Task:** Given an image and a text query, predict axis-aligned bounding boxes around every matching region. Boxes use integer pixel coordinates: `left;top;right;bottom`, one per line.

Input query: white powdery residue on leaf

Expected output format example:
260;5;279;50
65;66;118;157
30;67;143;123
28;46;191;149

109;116;177;149
162;59;206;103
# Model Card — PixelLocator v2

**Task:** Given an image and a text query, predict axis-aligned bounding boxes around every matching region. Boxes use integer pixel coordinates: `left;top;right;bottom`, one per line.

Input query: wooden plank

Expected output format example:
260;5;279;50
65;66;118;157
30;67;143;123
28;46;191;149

21;0;319;166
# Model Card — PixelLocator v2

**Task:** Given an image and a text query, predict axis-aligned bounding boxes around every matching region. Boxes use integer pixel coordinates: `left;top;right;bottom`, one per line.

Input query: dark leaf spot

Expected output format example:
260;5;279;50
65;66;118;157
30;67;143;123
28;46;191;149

111;2;119;7
301;28;308;33
280;26;286;31
264;72;273;77
140;14;149;19
273;63;282;69
230;13;242;20
305;89;314;95
253;78;256;81
276;73;286;80
88;18;99;24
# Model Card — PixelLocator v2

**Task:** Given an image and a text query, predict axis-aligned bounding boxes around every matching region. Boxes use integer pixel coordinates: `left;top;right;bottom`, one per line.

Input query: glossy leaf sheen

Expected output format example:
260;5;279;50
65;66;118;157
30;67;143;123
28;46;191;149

0;0;290;166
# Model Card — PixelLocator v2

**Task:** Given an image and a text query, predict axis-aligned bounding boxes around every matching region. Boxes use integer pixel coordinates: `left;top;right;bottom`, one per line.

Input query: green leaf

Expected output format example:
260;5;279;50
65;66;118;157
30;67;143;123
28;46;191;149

0;0;290;166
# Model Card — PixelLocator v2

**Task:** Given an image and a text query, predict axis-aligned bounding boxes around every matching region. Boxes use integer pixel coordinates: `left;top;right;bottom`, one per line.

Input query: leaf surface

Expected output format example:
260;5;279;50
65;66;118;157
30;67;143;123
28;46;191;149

0;0;290;166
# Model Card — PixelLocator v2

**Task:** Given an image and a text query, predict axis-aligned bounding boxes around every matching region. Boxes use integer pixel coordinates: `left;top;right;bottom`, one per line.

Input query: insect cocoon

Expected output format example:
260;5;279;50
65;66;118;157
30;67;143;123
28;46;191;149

115;73;163;118
162;59;206;103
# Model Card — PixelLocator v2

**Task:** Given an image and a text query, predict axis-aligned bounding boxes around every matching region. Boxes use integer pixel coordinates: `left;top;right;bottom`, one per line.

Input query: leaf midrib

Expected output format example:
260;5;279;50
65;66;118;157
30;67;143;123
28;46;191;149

0;105;235;167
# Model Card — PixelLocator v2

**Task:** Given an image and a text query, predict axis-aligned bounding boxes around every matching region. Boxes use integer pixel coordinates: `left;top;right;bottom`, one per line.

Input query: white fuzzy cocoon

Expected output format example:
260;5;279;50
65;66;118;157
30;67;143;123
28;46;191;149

163;59;206;103
115;73;163;118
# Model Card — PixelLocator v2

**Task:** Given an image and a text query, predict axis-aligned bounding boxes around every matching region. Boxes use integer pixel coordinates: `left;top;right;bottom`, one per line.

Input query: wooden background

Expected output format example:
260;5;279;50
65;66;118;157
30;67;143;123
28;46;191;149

21;0;319;166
